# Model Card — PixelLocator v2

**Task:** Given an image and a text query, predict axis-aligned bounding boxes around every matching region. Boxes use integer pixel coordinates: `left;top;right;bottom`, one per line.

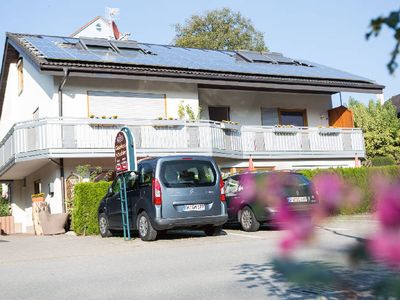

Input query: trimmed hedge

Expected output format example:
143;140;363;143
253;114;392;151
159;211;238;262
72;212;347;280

299;166;400;214
72;181;111;235
371;156;396;167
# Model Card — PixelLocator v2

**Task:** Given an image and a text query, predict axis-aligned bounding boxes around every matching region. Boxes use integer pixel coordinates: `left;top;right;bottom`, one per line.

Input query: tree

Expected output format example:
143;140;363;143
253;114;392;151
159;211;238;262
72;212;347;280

173;8;267;51
348;97;400;162
366;8;400;74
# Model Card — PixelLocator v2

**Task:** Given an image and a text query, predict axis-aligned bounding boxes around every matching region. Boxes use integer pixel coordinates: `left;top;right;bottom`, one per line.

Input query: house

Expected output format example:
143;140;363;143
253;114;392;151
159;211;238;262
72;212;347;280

389;94;400;118
0;19;384;233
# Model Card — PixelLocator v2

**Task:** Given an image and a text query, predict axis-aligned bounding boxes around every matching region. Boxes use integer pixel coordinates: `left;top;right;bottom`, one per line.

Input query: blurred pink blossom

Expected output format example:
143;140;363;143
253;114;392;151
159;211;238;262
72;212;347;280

375;182;400;229
312;173;344;213
368;231;400;269
275;200;314;254
311;173;361;219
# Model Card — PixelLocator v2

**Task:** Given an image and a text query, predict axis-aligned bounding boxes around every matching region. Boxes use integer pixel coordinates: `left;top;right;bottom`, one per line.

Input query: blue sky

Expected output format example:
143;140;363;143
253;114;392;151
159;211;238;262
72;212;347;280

0;0;398;106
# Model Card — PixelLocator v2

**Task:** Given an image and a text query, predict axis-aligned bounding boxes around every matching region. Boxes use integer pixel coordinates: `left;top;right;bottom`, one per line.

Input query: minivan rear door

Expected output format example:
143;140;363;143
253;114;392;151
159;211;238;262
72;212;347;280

158;158;222;219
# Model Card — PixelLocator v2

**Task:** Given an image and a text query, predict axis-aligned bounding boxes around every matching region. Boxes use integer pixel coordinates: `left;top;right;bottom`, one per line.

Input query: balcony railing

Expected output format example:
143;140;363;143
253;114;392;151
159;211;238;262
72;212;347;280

0;118;365;174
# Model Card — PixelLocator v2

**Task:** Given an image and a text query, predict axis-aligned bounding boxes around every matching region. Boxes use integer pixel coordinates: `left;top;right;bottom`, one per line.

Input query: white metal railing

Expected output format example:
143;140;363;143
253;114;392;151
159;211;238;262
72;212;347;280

0;118;365;173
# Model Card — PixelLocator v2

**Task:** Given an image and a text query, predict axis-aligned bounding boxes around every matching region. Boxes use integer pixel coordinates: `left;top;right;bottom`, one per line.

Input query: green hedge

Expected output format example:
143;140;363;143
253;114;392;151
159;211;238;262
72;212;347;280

299;166;400;214
72;181;111;235
371;156;396;167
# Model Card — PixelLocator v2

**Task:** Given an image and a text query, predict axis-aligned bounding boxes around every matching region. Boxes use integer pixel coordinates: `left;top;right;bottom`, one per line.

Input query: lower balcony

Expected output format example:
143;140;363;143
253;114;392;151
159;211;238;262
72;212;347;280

0;118;365;178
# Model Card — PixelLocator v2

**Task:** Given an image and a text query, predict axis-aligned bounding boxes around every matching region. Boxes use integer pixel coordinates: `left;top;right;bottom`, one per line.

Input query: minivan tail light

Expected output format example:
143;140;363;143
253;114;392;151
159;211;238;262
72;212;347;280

152;178;162;205
220;178;226;202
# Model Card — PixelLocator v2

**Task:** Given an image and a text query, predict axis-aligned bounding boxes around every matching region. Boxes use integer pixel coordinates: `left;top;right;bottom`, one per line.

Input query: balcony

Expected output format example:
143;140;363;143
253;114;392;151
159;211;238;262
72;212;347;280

0;118;365;176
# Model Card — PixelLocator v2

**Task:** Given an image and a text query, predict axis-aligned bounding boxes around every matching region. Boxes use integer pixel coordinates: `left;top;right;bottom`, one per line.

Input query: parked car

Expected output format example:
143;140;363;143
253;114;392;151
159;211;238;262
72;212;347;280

98;155;228;241
224;171;317;232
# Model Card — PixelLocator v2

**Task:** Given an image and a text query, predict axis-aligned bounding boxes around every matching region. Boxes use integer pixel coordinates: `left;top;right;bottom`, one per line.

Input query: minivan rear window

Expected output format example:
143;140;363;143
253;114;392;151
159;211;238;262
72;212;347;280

160;160;216;188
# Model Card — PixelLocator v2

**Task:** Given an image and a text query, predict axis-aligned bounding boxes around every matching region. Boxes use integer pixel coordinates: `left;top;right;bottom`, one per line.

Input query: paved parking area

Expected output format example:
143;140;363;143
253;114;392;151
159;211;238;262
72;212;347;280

0;215;380;299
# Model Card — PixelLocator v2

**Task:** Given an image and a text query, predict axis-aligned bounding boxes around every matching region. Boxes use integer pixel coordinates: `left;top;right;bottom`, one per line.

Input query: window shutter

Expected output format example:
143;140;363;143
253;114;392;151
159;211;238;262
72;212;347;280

261;108;279;126
88;91;166;119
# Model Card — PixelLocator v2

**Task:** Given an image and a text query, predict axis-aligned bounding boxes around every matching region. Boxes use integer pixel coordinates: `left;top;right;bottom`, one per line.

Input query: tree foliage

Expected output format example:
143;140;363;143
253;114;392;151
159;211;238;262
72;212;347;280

348;98;400;162
366;8;400;74
173;8;267;51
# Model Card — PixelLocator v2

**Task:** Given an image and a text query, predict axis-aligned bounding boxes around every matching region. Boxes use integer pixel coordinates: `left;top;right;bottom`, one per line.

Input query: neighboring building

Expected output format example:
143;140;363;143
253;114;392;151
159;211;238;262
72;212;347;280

389;94;400;118
0;21;384;233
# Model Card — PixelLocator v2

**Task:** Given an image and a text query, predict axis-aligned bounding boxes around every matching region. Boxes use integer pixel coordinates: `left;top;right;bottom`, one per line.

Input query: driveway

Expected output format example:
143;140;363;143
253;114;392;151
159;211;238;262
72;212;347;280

0;215;381;299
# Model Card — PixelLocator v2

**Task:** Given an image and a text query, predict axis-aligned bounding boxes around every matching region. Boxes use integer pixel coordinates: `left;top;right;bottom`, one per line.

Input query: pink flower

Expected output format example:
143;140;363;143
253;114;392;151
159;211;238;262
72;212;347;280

375;183;400;229
368;231;400;269
275;200;314;255
312;173;344;214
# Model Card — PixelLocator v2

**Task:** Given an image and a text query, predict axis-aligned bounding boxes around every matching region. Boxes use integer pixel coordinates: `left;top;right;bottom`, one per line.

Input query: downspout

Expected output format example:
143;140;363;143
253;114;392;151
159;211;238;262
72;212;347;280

58;68;69;213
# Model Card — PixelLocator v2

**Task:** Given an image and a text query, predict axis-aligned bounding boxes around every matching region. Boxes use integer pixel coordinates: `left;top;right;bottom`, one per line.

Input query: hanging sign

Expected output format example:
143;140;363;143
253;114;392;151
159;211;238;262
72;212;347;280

115;127;137;174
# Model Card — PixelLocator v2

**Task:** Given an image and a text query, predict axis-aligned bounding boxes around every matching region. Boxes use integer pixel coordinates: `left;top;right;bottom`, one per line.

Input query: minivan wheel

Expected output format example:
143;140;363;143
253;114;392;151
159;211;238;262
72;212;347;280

240;207;260;232
98;213;112;238
137;212;158;241
204;225;223;236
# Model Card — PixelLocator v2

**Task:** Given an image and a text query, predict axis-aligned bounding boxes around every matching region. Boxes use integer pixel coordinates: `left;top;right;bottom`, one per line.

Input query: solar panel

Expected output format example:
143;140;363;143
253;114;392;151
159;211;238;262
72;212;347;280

80;38;111;48
266;53;296;64
236;51;277;63
18;34;371;82
112;40;141;50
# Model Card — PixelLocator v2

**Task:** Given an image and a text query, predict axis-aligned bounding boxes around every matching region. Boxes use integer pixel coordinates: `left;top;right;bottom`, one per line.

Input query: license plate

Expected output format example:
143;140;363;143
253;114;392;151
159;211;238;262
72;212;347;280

184;204;205;211
287;196;309;203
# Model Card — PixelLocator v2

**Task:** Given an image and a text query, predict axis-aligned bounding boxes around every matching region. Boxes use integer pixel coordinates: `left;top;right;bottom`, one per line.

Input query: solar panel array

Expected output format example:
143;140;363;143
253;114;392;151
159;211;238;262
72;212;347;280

19;34;371;82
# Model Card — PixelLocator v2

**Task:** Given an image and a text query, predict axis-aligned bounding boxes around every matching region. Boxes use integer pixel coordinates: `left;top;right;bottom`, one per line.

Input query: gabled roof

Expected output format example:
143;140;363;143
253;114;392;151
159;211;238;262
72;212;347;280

2;32;385;96
70;16;109;37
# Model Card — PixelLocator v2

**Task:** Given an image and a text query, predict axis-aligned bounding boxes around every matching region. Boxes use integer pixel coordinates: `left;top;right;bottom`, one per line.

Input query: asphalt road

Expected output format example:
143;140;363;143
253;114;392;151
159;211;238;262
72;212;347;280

0;216;381;299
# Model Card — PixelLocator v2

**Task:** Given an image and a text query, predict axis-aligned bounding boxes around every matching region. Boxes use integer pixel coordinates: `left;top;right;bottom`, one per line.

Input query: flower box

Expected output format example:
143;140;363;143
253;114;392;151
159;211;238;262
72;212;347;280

152;120;185;128
220;122;240;131
318;127;341;135
273;127;299;134
31;193;45;203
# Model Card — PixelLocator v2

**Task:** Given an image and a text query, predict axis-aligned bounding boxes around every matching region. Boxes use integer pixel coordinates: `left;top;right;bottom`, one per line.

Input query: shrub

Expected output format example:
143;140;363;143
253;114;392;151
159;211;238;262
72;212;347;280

72;181;111;235
300;166;400;214
0;198;11;217
371;156;396;167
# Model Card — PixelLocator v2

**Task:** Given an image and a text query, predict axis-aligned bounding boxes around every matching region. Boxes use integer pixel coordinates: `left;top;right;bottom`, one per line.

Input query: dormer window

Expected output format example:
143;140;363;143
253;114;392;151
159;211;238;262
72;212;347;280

235;50;311;66
80;38;115;53
17;58;23;95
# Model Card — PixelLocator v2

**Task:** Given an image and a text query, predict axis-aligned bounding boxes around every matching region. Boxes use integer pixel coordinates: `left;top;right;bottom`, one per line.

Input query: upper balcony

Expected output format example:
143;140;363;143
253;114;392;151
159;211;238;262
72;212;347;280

0;117;365;178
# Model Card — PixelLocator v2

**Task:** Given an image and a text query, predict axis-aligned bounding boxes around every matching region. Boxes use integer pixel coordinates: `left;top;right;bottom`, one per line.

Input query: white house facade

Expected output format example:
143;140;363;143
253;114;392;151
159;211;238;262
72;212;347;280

0;26;384;233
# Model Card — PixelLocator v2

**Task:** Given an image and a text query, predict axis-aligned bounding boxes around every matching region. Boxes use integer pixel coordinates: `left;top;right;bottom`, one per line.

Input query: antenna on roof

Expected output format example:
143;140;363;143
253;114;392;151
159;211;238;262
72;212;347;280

104;7;131;41
105;7;120;22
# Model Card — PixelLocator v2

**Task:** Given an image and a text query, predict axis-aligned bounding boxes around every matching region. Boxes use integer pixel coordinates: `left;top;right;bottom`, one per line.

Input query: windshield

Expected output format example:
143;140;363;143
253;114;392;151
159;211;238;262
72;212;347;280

160;160;216;188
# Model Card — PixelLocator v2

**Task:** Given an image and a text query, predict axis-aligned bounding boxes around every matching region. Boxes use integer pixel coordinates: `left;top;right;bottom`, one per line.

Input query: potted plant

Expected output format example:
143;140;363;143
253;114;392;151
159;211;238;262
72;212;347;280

220;120;240;130
31;193;45;203
273;125;299;134
0;197;14;235
318;126;341;135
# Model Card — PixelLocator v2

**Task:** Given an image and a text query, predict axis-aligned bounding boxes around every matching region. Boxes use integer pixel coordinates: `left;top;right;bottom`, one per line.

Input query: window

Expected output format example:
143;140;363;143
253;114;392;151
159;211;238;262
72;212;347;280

87;91;166;119
225;176;240;196
261;108;279;126
208;106;230;122
34;180;41;194
112;177;121;194
124;172;138;191
17;58;23;95
279;109;308;127
140;164;153;185
160;160;216;188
